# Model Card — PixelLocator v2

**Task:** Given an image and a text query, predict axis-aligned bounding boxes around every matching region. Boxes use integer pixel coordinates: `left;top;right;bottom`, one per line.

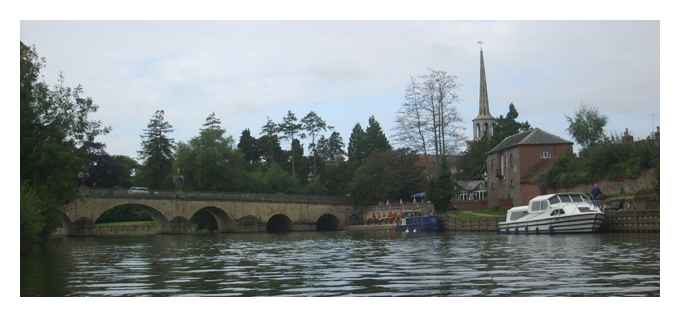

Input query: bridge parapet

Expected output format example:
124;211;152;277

79;189;352;205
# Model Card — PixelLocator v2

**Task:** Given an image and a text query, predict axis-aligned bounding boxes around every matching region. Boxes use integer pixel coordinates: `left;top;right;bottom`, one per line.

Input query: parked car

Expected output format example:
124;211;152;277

128;187;150;194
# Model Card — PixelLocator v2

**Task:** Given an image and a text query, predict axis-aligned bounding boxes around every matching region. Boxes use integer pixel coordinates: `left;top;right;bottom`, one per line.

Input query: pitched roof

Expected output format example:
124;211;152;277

487;128;572;154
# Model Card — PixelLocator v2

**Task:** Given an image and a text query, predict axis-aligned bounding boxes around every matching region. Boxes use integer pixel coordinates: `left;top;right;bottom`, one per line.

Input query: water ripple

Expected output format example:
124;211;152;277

20;232;659;296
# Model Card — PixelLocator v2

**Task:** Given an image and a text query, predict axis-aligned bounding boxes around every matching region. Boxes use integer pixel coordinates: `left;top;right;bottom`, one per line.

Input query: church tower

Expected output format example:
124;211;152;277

472;47;496;141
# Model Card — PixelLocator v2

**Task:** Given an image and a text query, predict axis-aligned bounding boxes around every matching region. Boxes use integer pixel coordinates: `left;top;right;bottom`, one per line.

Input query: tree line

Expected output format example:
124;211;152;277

543;105;660;191
23;43;461;248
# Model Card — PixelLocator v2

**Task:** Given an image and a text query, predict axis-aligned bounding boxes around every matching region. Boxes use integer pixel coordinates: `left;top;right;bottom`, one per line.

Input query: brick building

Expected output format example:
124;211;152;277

486;128;572;207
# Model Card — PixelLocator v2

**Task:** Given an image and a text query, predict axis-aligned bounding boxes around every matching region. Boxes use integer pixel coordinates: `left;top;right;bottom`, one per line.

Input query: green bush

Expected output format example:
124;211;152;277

20;184;45;246
543;137;659;189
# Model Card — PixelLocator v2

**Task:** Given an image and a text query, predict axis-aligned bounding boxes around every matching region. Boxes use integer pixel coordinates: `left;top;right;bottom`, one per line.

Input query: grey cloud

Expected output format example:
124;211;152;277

21;21;659;157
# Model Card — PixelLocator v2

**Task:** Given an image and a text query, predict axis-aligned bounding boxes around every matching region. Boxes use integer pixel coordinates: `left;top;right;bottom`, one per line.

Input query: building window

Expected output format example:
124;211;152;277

540;151;552;160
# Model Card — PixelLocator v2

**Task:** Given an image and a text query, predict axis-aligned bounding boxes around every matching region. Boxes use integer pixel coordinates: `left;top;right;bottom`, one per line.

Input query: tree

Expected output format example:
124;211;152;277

364;115;391;155
317;131;345;161
290;139;306;180
256;134;285;166
138;110;175;189
491;102;531;145
566;104;608;149
237;129;259;166
301;111;331;175
256;117;284;167
403;70;465;159
174;113;245;191
456;137;495;180
20;42;108;245
110;155;140;188
348;123;367;162
277;110;305;178
427;159;454;213
261;116;278;137
457;103;531;180
349;150;425;206
393;77;432;155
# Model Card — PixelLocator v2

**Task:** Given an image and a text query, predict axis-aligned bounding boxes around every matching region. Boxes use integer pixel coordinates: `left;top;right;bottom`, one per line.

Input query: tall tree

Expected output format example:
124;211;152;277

277;110;305;178
348;123;367;162
394;70;465;158
138;110;175;189
261;116;278;137
20;42;108;245
364;115;391;155
566;104;608;149
301;111;331;175
491;102;531;145
317;131;345;161
393;77;431;155
259;117;283;166
174;113;245;191
418;69;464;158
257;135;285;166
237;129;259;166
290;139;305;181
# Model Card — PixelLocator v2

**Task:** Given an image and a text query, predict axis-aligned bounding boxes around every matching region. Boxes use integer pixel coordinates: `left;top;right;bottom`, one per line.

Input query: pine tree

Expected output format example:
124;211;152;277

238;129;259;166
365;115;391;155
277;110;305;178
138;110;175;189
261;116;278;137
348;123;367;162
318;131;345;161
301;111;331;175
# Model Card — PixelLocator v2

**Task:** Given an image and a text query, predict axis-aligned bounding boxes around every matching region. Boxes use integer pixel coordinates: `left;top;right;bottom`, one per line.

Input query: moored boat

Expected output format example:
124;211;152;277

497;193;604;234
396;211;441;233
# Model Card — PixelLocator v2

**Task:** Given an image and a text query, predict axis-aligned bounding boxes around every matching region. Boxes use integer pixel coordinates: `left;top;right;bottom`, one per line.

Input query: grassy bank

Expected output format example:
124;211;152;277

448;208;506;220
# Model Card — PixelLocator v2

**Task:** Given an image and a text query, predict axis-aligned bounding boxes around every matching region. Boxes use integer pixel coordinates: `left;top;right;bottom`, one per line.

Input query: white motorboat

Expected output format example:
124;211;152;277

497;193;605;234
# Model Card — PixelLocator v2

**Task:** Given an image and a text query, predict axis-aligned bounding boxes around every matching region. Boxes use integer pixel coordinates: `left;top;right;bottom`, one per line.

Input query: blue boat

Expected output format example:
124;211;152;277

396;211;441;233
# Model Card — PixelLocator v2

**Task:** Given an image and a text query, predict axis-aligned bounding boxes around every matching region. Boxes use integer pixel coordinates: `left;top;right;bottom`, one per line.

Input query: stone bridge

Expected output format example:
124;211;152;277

62;190;354;236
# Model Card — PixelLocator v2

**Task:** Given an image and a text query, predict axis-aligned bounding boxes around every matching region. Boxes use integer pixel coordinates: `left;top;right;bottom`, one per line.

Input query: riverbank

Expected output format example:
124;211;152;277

441;209;660;233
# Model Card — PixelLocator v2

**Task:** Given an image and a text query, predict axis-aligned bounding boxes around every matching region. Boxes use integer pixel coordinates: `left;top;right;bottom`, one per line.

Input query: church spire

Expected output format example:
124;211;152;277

472;44;495;142
478;48;491;118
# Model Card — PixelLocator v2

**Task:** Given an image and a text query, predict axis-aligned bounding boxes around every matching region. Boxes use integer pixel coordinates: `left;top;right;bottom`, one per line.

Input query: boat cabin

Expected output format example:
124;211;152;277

506;192;597;222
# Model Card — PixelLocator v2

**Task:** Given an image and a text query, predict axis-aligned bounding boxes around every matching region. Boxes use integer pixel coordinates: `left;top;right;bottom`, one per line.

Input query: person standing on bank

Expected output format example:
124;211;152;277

591;183;603;208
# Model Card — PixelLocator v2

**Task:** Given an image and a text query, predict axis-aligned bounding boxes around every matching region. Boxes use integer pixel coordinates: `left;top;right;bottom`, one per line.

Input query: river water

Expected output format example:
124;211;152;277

21;232;660;296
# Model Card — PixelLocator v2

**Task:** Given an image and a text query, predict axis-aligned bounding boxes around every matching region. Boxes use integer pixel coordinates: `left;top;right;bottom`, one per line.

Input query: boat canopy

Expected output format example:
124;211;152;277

528;192;591;211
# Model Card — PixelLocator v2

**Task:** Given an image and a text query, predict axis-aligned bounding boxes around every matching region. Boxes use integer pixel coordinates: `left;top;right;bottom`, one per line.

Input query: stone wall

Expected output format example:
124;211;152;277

603;209;659;232
442;217;500;232
556;169;659;196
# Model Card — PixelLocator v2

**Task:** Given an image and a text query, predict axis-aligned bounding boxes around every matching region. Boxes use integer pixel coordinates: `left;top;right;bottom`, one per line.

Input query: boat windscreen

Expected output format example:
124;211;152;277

549;196;560;205
570;194;583;202
558;194;572;202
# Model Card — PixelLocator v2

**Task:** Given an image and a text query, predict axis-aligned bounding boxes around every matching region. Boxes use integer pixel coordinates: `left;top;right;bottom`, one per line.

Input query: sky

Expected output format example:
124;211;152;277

20;21;660;158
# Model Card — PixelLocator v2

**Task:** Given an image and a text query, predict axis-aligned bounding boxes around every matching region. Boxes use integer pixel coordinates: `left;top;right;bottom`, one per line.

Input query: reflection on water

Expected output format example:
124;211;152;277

21;232;659;296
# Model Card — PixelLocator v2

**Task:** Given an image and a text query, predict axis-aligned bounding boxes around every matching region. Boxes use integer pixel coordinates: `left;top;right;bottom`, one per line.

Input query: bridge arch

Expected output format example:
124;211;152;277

316;213;340;231
94;202;170;233
191;206;235;233
266;214;292;233
94;203;169;228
